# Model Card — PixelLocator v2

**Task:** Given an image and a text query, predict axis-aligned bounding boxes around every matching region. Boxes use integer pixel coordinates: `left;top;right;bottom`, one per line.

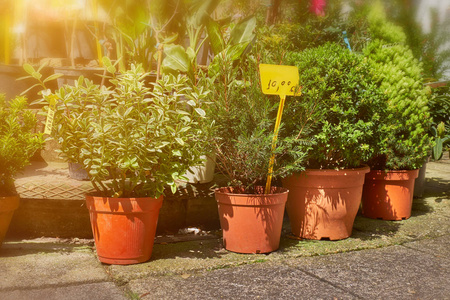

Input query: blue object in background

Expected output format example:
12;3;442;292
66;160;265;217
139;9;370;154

343;31;352;51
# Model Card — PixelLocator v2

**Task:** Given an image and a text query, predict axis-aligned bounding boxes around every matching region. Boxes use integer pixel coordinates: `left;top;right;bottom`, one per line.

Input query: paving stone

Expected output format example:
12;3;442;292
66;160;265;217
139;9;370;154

128;262;357;300
285;244;450;300
0;238;107;290
0;282;127;300
403;235;450;258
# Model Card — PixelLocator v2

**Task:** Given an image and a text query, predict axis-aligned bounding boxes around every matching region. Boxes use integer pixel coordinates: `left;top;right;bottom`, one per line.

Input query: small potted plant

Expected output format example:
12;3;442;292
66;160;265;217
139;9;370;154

0;94;44;246
362;41;433;220
40;58;208;264
205;37;293;254
280;43;388;240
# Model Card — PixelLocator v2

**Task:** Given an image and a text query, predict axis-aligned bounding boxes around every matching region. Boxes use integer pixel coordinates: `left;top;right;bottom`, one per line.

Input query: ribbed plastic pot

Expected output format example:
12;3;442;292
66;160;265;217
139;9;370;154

283;166;370;240
215;186;288;254
0;195;20;246
362;169;419;220
85;194;163;265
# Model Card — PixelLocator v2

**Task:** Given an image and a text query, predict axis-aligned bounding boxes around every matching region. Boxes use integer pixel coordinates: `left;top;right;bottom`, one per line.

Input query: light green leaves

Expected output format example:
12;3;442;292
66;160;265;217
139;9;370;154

162;44;192;76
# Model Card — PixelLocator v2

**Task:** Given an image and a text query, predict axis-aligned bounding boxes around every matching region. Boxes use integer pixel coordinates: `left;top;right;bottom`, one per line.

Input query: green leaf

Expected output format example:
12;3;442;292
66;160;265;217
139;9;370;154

186;47;196;64
187;100;197;107
205;15;224;55
194;107;206;117
175;138;184;146
23;64;36;76
43;73;63;83
225;43;250;61
102;56;116;74
188;0;220;27
170;183;177;194
229;16;256;46
32;71;42;80
162;44;191;74
432;137;443;160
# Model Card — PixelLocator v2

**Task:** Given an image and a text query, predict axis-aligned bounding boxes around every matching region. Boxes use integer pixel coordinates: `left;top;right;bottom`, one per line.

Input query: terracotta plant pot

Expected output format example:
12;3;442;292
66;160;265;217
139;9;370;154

362;169;419;220
86;194;163;265
283;166;370;240
0;195;20;246
215;186;288;254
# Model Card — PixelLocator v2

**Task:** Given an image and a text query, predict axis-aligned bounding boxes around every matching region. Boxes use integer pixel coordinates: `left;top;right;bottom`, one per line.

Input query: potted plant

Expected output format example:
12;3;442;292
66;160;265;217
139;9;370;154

0;94;44;246
203;31;295;254
362;40;434;220
40;58;208;264
280;43;388;240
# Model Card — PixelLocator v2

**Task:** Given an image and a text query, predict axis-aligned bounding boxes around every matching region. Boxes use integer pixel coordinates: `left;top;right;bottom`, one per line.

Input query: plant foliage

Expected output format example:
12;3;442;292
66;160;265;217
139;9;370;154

364;41;433;169
40;59;209;198
281;43;389;170
0;94;44;196
204;38;297;189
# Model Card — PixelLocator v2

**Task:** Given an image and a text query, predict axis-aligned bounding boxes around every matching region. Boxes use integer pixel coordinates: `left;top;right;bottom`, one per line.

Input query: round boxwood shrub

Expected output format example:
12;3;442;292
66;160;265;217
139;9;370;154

280;42;389;171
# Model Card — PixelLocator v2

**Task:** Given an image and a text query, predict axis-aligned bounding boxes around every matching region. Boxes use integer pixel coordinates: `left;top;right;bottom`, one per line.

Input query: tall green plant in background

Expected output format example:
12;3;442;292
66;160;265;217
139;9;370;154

429;84;450;160
162;1;256;86
161;0;220;83
366;0;406;45
99;0;157;72
383;0;450;81
364;41;433;170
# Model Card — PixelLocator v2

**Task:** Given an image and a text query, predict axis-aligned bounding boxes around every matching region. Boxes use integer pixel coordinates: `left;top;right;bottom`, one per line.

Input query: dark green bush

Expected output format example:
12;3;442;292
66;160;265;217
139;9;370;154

280;43;389;170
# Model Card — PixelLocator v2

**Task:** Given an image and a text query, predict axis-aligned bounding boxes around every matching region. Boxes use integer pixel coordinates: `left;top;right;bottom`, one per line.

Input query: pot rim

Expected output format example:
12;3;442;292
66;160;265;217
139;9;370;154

365;169;420;181
214;186;289;197
85;193;163;202
293;165;370;176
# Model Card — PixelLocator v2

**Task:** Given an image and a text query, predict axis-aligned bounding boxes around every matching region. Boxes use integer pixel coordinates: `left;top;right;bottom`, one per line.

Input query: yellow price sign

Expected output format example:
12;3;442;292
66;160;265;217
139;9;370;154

259;64;301;96
259;64;300;194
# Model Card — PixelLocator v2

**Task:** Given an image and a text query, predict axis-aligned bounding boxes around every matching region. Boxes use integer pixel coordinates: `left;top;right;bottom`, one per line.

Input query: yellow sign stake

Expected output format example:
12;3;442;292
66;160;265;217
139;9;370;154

44;95;57;135
259;64;300;194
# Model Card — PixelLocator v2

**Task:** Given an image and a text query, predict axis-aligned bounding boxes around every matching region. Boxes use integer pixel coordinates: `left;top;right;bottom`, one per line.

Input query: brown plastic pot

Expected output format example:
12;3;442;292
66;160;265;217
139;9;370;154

0;195;20;246
86;194;163;265
215;186;288;254
283;166;370;240
362;169;419;220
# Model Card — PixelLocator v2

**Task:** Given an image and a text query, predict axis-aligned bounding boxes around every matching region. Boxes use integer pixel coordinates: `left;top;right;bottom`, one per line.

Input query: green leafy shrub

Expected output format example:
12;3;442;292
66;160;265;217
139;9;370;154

40;60;208;198
204;38;301;189
364;41;433;169
0;95;44;196
281;43;389;170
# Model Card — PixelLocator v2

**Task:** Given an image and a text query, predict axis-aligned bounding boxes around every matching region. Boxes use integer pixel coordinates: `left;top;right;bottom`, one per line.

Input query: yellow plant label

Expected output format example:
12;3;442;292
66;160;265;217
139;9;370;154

44;95;57;135
259;64;301;96
259;64;301;194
